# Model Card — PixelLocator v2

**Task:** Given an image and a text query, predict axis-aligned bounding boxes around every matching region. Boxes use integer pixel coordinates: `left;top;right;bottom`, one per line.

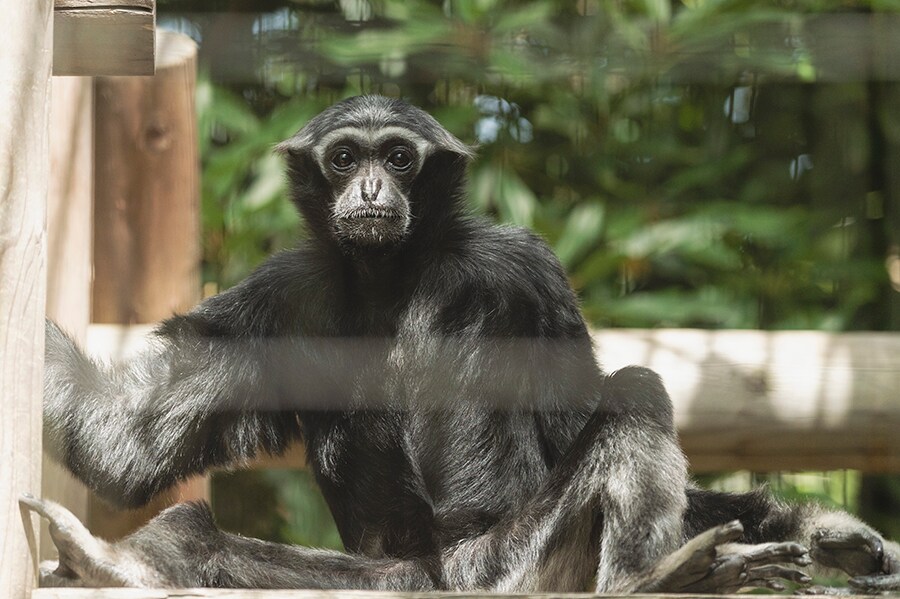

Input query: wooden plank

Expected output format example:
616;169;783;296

84;326;900;473
0;1;53;597
29;590;787;599
88;30;205;540
53;0;156;77
42;75;94;560
593;330;900;472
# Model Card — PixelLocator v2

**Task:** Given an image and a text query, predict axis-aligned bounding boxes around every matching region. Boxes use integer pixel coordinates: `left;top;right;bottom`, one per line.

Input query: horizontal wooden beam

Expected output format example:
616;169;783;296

53;0;155;76
28;589;774;599
593;329;900;472
84;325;900;473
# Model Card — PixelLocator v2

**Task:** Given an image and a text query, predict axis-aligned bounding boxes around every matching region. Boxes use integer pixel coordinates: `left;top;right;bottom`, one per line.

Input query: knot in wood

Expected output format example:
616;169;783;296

142;118;172;152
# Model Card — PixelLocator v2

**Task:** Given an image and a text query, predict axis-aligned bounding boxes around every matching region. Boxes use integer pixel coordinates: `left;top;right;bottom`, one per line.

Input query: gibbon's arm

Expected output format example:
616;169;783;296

42;252;328;508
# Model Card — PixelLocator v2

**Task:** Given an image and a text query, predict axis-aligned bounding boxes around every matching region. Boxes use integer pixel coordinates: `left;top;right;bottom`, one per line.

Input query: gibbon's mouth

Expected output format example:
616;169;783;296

334;207;410;248
344;207;402;220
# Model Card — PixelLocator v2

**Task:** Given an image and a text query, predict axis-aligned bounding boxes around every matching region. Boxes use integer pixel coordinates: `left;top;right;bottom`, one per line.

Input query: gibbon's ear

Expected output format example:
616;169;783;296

274;133;312;158
429;128;477;162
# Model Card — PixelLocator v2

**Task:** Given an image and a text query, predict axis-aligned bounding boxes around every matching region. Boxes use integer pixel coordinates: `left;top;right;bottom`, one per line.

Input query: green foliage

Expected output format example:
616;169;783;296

185;0;897;330
168;0;900;545
197;80;330;287
212;469;343;549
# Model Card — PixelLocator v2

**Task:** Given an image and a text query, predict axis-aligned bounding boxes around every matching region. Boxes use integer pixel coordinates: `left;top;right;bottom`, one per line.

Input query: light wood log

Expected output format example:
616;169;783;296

92;30;200;325
53;0;156;77
85;326;900;474
594;329;900;472
0;1;53;597
43;75;94;561
89;30;206;540
34;589;750;599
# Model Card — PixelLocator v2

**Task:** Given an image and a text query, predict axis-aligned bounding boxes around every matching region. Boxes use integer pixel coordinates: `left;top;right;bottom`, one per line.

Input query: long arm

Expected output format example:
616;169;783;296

42;250;331;508
44;320;299;508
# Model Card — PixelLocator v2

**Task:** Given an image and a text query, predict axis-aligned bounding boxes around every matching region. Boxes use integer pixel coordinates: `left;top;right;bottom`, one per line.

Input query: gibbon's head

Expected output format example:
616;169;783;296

277;96;474;253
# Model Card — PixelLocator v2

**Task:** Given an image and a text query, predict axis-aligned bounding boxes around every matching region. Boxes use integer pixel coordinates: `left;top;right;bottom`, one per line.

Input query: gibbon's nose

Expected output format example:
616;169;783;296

360;178;382;203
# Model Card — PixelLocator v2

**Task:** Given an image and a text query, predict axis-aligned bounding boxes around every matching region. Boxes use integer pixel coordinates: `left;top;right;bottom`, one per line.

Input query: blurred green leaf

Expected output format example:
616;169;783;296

494;3;555;33
496;168;538;226
555;202;606;268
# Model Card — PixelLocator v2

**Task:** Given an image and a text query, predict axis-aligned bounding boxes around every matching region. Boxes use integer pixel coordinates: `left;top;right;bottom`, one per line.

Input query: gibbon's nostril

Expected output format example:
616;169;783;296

361;178;382;203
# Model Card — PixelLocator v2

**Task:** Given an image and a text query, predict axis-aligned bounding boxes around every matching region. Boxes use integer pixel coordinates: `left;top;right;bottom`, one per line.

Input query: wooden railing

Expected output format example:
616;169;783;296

86;324;900;474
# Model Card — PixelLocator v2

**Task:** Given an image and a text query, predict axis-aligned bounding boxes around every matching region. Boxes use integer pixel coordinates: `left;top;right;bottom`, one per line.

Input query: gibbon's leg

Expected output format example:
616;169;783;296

21;496;436;590
441;366;689;592
23;494;813;593
443;367;809;594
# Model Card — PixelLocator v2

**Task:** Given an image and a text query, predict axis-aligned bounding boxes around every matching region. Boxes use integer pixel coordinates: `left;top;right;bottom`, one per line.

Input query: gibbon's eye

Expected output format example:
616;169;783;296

331;149;355;171
386;148;413;171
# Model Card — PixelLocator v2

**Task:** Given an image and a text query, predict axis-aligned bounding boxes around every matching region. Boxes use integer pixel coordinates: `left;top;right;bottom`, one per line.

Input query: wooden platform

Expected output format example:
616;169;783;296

28;590;863;599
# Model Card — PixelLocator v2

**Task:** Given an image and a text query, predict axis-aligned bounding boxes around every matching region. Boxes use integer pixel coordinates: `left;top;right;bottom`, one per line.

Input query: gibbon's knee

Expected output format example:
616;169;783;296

602;366;675;431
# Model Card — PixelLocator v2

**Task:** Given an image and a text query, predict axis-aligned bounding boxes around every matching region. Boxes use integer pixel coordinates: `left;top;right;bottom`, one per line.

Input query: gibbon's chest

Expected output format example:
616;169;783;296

304;408;554;559
303;410;439;557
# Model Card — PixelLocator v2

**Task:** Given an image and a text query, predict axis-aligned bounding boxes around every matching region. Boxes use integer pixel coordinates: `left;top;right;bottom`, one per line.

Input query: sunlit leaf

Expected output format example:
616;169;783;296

242;154;287;210
494;3;554;33
555;202;606;268
494;169;537;226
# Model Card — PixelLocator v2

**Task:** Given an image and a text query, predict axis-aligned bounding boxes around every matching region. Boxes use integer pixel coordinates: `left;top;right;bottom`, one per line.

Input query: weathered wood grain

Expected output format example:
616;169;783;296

42;75;94;561
592;329;900;472
53;0;156;76
0;1;53;597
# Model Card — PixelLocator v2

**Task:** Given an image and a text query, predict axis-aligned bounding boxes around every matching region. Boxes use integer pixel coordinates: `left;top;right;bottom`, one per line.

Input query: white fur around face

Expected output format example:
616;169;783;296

312;126;434;163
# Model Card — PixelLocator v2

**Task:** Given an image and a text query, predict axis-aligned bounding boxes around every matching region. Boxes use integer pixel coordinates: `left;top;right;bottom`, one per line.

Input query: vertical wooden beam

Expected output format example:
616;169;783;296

42;75;94;560
47;77;93;330
92;30;200;324
0;0;53;596
90;30;206;539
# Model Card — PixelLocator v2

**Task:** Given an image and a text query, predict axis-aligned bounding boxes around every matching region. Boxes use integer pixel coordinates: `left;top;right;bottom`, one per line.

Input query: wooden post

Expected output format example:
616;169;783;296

42;75;94;560
53;0;156;77
93;30;200;325
0;0;53;596
89;30;206;539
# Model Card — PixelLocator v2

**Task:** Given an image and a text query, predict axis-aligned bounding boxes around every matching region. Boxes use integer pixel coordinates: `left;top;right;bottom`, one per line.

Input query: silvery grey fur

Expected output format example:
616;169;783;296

33;96;900;593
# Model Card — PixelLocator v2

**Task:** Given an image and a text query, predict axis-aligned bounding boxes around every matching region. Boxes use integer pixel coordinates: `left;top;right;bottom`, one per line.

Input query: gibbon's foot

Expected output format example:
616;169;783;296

20;494;160;588
812;528;885;576
849;573;900;594
646;520;812;593
38;560;84;588
810;527;900;593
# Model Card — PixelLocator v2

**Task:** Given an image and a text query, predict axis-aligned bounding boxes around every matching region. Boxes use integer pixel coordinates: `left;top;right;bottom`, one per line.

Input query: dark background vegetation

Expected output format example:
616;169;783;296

157;0;900;550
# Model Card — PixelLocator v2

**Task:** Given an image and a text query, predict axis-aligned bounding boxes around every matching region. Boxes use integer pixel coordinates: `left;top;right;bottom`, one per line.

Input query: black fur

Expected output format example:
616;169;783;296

41;96;900;593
